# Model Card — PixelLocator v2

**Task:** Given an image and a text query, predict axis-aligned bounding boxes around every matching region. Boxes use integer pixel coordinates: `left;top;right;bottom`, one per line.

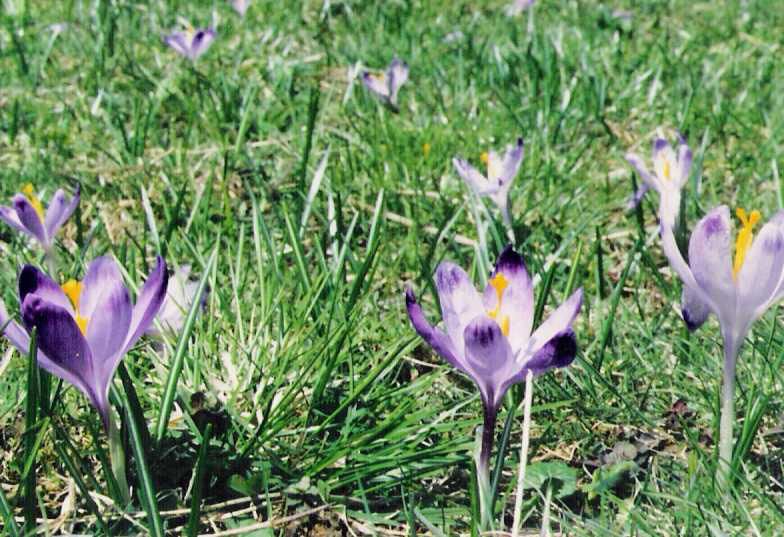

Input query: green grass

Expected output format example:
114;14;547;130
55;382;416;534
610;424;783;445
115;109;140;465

2;0;784;534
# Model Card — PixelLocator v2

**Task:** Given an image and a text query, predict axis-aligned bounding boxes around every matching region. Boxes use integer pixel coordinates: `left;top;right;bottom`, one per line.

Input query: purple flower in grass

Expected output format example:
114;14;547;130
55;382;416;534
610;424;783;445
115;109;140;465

656;191;784;485
3;257;168;430
625;134;692;227
406;246;582;525
361;57;409;109
506;0;535;16
0;183;80;253
453;138;524;230
164;27;216;60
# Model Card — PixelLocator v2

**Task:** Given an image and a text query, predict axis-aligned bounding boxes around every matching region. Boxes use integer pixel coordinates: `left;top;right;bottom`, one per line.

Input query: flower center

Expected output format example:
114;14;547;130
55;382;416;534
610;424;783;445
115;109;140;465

733;207;761;280
662;160;671;181
62;279;89;335
480;151;500;181
486;272;510;336
22;183;45;220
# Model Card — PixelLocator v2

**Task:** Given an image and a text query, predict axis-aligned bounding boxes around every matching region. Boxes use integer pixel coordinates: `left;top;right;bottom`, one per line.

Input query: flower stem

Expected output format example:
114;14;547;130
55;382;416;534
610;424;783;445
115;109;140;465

475;402;498;531
717;333;739;490
512;370;534;537
44;249;57;278
107;413;131;505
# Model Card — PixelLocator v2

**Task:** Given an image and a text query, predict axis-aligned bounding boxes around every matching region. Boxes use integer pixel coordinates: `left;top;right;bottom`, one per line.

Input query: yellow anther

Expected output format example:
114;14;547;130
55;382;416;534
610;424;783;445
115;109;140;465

61;279;83;309
480;152;489;165
733;208;762;279
22;183;45;220
422;143;431;158
74;314;88;336
662;160;671;181
486;272;510;335
62;279;89;336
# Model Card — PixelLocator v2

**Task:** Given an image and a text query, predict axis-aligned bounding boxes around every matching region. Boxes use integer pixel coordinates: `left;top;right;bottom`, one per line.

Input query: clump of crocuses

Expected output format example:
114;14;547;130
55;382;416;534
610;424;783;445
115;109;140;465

0;183;80;255
406;246;582;529
361;57;409;110
1;256;168;430
164;27;216;60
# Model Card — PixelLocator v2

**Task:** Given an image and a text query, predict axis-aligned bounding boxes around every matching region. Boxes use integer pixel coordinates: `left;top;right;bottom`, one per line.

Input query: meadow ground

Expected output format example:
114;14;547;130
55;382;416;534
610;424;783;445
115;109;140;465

2;0;784;535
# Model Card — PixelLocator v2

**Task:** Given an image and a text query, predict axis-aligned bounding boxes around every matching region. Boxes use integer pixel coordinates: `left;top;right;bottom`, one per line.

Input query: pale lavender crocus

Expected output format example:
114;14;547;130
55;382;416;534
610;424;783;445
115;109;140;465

145;265;206;338
232;0;250;16
361;58;409;110
164;27;216;60
658;200;784;486
453;138;524;230
0;183;80;254
625;135;692;226
3;256;168;430
406;246;582;528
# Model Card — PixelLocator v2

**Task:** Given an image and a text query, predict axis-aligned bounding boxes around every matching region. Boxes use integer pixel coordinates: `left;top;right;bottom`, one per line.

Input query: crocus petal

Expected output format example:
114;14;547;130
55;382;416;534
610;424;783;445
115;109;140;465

627;183;651;210
681;284;711;331
21;294;108;427
737;220;784;322
232;0;250;15
121;257;169;355
362;71;390;99
387;58;409;105
453;158;494;195
406;288;469;374
482;246;533;353
85;274;132;363
625;153;657;190
147;265;204;336
164;33;190;56
0;206;28;234
12;194;47;246
0;298;31;353
18;265;74;315
44;185;80;239
435;261;485;353
463;315;517;408
676;140;693;188
79;257;126;319
522;329;578;375
190;28;216;59
525;288;583;359
498;138;524;188
687;206;735;321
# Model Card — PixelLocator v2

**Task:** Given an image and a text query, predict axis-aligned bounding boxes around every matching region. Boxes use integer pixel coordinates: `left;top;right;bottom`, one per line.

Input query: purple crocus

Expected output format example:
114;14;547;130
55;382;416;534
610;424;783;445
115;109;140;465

361;57;409;109
164;27;216;61
406;246;582;527
145;265;206;338
625;135;692;226
659;201;784;483
4;256;168;430
0;183;80;253
453;138;524;230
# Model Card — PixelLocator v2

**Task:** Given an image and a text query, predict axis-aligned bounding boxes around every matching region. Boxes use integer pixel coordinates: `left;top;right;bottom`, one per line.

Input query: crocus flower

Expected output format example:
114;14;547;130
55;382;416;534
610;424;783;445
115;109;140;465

625;135;692;226
232;0;250;15
0;183;80;253
658;201;784;482
8;256;168;429
506;0;535;16
164;27;216;60
361;58;409;109
406;246;582;526
145;265;206;338
453;138;524;230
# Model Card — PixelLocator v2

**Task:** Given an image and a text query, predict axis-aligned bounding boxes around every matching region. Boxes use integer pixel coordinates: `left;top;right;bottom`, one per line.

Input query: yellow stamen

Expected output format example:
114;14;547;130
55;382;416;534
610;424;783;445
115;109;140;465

733;208;761;279
486;272;510;336
480;152;489;165
662;160;671;181
61;279;89;336
422;143;431;158
21;183;45;220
